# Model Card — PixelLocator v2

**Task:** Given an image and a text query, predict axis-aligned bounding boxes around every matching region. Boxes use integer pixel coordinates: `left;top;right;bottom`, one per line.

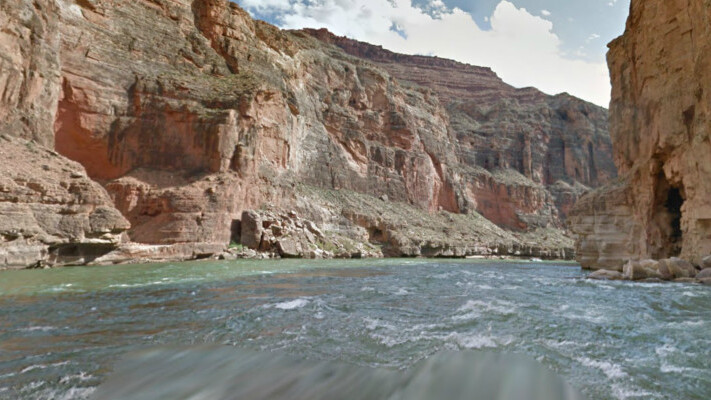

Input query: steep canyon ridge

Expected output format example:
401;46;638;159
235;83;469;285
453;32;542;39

0;0;616;268
569;0;711;270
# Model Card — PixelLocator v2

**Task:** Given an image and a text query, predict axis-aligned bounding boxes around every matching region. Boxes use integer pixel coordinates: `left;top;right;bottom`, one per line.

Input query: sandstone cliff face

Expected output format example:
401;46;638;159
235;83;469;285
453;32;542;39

0;0;61;146
0;0;129;268
0;135;129;268
0;0;616;267
50;0;466;250
570;0;711;268
306;29;616;230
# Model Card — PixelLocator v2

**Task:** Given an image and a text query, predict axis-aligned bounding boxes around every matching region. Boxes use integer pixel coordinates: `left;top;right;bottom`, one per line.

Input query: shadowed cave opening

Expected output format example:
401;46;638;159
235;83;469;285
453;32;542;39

666;187;683;252
653;172;684;259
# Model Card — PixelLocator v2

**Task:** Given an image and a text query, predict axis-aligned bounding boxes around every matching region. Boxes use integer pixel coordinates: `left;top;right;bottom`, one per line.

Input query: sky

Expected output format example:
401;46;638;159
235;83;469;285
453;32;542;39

234;0;630;108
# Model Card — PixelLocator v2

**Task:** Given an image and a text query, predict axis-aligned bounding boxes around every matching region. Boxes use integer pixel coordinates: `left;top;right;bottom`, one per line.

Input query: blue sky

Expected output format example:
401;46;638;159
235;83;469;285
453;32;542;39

235;0;630;107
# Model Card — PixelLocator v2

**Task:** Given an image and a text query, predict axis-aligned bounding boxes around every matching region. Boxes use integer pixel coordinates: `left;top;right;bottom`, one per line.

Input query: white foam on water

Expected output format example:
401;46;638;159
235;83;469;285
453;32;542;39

563;309;608;324
576;356;626;379
107;281;166;289
19;326;56;332
455;299;516;318
452;311;481;321
22;380;46;391
363;317;397;331
654;344;695;374
659;363;692;373
611;383;655;400
375;334;408;347
360;286;375;292
445;332;512;349
273;299;309;310
654;343;678;357
36;386;96;400
679;320;704;327
20;361;70;374
393;288;409;296
20;365;47;374
625;282;668;289
542;339;585;350
59;372;93;384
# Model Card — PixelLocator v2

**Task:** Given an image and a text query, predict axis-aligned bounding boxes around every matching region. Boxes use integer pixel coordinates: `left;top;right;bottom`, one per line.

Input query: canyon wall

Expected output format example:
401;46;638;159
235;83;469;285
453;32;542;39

306;29;616;230
0;0;129;268
569;0;711;268
0;0;616;267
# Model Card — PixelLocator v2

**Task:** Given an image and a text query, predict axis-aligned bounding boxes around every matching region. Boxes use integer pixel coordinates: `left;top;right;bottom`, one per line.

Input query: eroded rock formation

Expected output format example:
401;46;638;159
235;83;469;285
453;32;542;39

307;29;616;229
0;135;129;268
0;0;129;268
0;0;617;267
570;0;711;269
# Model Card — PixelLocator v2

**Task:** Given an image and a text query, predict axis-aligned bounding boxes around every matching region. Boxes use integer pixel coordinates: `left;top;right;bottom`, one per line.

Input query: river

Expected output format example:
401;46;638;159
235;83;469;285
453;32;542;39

0;259;709;399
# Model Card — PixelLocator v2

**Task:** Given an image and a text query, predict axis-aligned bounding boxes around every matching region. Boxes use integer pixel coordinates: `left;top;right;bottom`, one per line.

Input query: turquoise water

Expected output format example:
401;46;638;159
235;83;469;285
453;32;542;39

0;259;709;399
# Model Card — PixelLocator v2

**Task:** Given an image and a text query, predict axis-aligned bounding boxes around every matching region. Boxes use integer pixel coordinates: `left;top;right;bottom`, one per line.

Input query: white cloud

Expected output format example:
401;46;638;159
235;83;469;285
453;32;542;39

541;9;551;17
242;0;611;107
240;0;292;11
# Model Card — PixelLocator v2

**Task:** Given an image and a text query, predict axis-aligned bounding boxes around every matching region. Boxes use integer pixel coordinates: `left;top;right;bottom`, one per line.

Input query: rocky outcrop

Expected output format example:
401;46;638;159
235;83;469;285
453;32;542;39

0;135;129;268
232;209;381;259
570;0;711;269
0;0;615;267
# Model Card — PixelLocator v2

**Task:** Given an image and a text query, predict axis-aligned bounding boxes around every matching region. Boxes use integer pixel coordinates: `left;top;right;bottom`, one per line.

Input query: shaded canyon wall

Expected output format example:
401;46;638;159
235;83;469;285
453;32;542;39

569;0;711;268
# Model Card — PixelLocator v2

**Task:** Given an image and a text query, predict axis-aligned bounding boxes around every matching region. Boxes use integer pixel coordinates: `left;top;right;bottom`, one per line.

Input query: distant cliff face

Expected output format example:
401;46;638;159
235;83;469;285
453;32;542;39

306;29;616;230
0;0;616;267
569;0;711;268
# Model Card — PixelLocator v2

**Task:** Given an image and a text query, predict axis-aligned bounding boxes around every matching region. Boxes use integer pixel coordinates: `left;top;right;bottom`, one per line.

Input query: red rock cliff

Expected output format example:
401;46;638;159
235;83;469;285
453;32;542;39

0;0;129;268
0;0;617;266
306;29;616;230
569;0;711;268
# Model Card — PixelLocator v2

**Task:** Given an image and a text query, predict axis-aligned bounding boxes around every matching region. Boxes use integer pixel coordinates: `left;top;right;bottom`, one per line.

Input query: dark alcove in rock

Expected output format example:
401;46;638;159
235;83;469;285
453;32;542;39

651;172;684;259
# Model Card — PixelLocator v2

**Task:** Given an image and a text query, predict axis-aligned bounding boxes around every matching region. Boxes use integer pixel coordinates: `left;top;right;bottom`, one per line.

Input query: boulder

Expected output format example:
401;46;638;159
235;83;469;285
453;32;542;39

588;270;624;280
658;258;697;280
701;256;711;270
623;260;662;280
240;211;263;250
276;237;303;258
695;268;711;279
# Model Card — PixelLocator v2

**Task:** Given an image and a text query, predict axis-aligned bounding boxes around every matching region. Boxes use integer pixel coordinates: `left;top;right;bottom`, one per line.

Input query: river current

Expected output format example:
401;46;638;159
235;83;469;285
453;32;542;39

0;259;709;399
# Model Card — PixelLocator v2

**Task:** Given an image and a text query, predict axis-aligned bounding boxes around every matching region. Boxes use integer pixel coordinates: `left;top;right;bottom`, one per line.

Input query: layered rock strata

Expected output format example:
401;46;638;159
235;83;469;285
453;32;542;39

0;135;129;268
306;29;616;229
570;0;711;269
0;0;614;267
0;0;130;268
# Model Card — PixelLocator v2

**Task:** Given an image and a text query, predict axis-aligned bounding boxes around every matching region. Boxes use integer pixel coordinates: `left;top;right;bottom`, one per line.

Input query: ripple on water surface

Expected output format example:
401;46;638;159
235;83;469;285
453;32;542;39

0;259;710;400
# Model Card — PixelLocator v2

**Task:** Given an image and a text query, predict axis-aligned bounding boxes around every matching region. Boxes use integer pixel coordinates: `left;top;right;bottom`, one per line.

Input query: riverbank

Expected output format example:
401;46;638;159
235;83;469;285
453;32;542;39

2;193;576;271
